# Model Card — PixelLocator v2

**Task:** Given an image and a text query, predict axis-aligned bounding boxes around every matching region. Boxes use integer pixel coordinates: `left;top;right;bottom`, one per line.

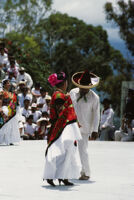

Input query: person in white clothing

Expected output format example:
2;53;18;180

23;115;37;140
99;98;115;141
16;67;33;89
70;70;100;180
30;103;42;123
115;114;134;141
37;87;46;111
0;43;8;68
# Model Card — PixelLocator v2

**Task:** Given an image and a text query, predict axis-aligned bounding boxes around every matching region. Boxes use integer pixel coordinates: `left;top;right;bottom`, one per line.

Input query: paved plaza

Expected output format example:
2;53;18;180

0;140;134;200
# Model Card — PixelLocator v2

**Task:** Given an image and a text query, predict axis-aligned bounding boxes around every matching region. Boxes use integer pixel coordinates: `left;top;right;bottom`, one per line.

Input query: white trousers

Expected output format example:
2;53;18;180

78;132;90;177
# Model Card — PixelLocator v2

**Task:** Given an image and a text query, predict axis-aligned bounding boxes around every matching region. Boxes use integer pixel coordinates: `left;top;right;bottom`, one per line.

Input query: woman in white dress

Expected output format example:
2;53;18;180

43;72;81;186
0;79;20;145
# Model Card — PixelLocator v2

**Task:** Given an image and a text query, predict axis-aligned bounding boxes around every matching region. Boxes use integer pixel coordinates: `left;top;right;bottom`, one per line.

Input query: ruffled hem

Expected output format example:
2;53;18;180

0;114;20;145
43;122;82;179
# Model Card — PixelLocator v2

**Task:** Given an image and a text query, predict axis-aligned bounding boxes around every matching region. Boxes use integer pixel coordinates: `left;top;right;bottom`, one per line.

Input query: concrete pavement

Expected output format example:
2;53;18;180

0;140;134;200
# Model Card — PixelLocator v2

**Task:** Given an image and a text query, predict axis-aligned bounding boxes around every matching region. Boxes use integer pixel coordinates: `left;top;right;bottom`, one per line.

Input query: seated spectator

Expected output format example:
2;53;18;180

37;87;46;111
18;114;26;137
0;62;6;81
42;94;51;114
20;97;31;118
0;42;8;69
31;82;41;102
7;59;19;78
6;71;17;92
16;67;33;89
6;54;19;69
41;111;51;130
18;86;32;107
42;111;50;119
22;115;37;140
36;117;49;140
99;98;115;141
115;114;134;142
17;80;27;94
0;62;6;91
30;103;42;123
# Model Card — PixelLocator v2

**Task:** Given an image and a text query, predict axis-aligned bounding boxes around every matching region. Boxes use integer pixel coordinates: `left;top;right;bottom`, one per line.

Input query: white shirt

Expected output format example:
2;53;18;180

20;107;31;118
24;123;37;135
37;96;46;105
100;108;114;129
70;88;100;135
17;72;33;88
18;93;32;107
31;88;41;96
42;104;50;114
31;110;42;123
0;53;8;65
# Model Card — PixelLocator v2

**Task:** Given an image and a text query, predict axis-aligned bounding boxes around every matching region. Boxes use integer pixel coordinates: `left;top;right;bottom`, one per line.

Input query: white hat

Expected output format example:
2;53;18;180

24;96;31;101
45;95;51;100
37;117;49;126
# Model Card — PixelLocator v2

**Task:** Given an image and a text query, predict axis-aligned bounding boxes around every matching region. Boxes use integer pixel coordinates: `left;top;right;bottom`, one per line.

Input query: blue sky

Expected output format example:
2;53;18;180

52;0;130;58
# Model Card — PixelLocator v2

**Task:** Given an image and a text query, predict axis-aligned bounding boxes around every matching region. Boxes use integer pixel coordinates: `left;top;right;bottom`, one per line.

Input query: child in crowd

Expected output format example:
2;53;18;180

23;115;37;140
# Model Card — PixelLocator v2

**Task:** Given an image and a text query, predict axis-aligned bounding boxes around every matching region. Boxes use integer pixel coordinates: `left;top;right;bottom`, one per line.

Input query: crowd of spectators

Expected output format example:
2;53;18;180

0;40;134;142
0;41;51;141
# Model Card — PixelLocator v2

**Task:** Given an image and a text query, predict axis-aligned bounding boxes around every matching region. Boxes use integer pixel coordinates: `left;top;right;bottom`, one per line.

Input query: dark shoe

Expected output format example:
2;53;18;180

79;175;90;180
58;179;74;186
47;179;56;187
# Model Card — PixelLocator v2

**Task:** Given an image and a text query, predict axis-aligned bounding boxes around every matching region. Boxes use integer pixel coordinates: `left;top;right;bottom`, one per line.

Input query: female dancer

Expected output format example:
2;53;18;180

0;79;20;145
43;72;81;186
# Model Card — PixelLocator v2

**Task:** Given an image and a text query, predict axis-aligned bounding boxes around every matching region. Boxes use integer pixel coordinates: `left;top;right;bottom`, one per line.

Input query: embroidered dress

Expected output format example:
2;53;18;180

0;91;20;145
43;90;81;180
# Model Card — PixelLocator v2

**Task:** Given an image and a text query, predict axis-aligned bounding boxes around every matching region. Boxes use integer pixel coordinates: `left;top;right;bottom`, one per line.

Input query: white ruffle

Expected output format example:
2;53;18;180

0;114;20;145
43;122;82;179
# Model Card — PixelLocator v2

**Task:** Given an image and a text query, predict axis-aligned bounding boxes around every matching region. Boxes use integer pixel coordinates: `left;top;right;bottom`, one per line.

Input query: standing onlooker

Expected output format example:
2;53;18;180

16;67;33;89
70;70;100;180
99;98;115;141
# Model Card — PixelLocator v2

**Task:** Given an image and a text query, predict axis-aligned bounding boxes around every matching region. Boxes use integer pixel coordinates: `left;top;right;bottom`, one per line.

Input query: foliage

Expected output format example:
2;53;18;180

0;0;52;37
104;0;134;56
2;33;51;91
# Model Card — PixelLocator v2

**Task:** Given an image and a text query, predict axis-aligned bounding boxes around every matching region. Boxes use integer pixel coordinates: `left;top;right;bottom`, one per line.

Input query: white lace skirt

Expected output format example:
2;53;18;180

0;114;20;145
43;122;82;179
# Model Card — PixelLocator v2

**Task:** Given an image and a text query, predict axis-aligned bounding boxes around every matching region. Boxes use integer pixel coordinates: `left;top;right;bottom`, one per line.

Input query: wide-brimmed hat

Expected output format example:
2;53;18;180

72;70;99;89
37;117;49;126
19;67;25;71
45;95;51;100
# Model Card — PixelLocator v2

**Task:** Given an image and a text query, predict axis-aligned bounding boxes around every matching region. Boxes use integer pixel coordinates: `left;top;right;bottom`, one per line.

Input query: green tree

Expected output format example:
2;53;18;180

40;12;132;114
0;0;52;37
4;32;51;90
104;0;134;56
